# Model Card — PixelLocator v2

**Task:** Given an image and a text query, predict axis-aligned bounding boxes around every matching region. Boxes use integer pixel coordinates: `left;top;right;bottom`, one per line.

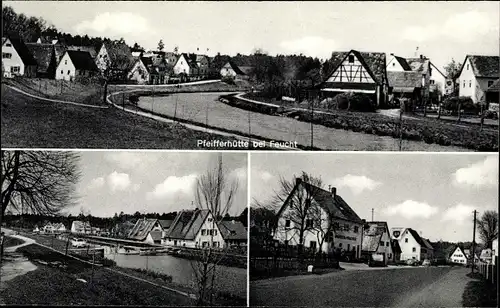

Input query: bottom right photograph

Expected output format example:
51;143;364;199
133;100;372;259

249;152;498;308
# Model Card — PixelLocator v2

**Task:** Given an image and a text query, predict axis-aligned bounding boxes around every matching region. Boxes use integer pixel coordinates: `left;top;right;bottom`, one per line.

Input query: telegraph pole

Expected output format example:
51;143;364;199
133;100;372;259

371;208;374;222
472;210;477;273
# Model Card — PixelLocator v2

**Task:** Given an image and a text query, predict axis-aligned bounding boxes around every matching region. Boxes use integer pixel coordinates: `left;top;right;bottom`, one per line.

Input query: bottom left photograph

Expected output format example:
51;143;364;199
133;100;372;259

0;150;248;307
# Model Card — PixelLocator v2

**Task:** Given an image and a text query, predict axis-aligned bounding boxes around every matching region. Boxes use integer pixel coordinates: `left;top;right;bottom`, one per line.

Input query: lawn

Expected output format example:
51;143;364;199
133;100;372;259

232;93;497;151
1;244;195;306
1;84;242;149
2;236;24;248
462;272;498;307
136;92;469;151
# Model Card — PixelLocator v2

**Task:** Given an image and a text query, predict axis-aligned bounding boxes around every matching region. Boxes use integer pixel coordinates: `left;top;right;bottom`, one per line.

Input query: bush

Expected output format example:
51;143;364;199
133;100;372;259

221;75;236;85
442;96;476;112
328;92;377;112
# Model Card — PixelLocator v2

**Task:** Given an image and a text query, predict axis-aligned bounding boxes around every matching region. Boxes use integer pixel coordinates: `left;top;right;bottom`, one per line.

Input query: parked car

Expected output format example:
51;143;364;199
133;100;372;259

71;238;87;248
406;259;420;266
422;259;431;266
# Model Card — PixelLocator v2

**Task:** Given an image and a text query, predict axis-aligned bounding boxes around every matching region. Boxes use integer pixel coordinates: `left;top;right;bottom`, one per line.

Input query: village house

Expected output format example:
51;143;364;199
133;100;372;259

429;62;448;100
195;54;211;77
163;209;247;248
485;79;500;110
320;50;388;106
457;55;500;105
55;50;99;81
492;239;498;265
25;43;57;78
127;57;151;84
390;227;434;261
71;220;92;234
173;53;199;77
361;221;394;265
463;248;480;263
479;248;493;264
449;246;468;265
220;61;252;80
159;219;174;239
2;36;37;78
95;41;135;80
391;239;402;262
127;218;164;245
273;179;365;259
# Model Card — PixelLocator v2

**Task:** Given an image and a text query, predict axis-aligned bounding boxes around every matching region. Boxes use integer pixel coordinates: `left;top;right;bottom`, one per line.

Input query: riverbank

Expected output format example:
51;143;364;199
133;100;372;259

226;93;496;151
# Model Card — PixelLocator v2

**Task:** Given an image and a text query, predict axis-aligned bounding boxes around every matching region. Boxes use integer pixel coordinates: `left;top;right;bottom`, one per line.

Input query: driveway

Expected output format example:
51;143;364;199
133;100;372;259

251;266;471;307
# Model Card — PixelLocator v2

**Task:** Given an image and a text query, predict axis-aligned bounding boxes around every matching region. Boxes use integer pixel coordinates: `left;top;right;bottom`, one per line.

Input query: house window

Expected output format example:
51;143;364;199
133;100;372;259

354;226;359;233
208;218;213;222
333;222;340;230
412;247;416;252
386;242;390;247
2;53;12;59
5;43;12;47
344;224;350;231
348;55;354;63
405;238;408;243
202;241;208;247
67;70;70;75
469;81;471;88
392;63;395;66
201;229;206;236
488;80;494;87
60;70;63;75
285;220;291;228
339;242;343;248
213;230;217;236
347;243;350;251
380;241;384;246
11;66;20;73
430;80;435;85
389;253;392;259
65;60;67;65
467;64;469;70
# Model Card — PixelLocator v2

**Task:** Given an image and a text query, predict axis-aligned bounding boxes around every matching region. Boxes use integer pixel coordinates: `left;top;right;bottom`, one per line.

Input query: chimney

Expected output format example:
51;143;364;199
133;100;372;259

390;53;394;56
328;184;332;191
331;187;337;197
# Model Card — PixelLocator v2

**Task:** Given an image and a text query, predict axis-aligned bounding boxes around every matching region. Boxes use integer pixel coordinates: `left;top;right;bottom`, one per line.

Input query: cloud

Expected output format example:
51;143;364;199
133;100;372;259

442;204;475;223
104;152;160;171
88;177;105;190
147;174;198;200
453;156;498;187
231;167;248;181
384;200;439;219
280;36;337;59
107;171;132;192
402;11;498;43
74;12;154;36
331;174;382;195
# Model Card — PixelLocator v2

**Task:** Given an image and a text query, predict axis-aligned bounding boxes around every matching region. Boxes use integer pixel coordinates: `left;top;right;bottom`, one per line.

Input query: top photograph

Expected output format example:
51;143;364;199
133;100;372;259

1;1;499;151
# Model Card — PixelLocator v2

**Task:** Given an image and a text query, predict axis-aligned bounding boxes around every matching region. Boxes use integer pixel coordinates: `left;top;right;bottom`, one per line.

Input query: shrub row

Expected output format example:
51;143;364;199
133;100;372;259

220;95;498;151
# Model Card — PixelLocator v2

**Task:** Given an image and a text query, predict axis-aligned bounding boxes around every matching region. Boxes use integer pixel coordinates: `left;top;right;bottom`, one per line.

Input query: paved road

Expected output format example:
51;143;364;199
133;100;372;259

251;266;471;307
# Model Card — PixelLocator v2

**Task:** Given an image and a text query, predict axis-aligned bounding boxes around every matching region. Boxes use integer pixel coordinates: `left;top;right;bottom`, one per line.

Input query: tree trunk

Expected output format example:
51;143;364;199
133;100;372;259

1;151;21;216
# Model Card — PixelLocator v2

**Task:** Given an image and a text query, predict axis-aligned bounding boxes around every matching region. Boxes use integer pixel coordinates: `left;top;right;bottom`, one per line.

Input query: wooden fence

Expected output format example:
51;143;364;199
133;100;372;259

477;260;497;285
251;255;339;272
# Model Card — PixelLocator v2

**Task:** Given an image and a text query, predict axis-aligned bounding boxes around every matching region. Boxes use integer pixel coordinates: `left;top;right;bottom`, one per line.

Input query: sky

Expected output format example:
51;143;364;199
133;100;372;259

251;153;499;243
63;151;248;218
5;1;499;70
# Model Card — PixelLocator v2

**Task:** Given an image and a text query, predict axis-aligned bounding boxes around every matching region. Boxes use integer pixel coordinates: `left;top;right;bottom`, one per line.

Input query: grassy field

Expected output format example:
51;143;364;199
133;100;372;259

2;236;24;248
1;84;242;149
462;272;497;307
1;244;195;306
233;93;497;151
136;92;468;151
3;77;106;106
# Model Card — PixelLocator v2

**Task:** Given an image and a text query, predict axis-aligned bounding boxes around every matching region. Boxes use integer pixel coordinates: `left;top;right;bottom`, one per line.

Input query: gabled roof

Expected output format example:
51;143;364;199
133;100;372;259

219;220;247;241
177;53;199;70
362;221;389;252
167;209;210;240
128;218;162;241
102;41;135;70
324;50;386;84
67;46;97;59
4;36;37;66
25;43;54;74
223;61;246;75
72;220;91;230
239;66;254;75
450;245;468;259
66;50;98;71
406;228;427;248
158;219;174;229
390;55;412;71
430;62;448;79
196;54;210;65
487;79;500;92
459;55;500;78
150;230;162;242
388;71;422;90
406;58;430;74
421;238;434;250
277;179;363;224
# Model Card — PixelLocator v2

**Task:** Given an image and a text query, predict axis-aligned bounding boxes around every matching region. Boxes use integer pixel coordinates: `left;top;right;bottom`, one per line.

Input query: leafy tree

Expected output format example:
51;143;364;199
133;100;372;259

157;39;165;52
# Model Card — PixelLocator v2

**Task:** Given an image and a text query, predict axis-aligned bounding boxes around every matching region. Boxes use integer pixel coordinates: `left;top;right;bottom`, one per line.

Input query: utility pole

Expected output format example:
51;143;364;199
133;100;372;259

472;210;477;273
310;99;314;149
371;208;374;222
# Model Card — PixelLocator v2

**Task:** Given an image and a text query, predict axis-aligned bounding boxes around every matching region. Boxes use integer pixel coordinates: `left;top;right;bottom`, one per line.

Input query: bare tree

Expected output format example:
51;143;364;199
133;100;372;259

271;172;323;255
191;154;239;306
309;203;334;254
1;151;80;218
477;210;499;249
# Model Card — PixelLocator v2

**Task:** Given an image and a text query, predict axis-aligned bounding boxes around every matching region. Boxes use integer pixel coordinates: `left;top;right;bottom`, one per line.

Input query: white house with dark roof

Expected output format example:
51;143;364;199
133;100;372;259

2;36;37;78
449;246;468;264
71;220;92;234
320;50;388;106
127;57;151;84
220;61;248;79
362;221;393;265
173;53;199;76
390;227;434;261
458;55;500;104
55;50;99;81
273;178;364;258
128;218;164;245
